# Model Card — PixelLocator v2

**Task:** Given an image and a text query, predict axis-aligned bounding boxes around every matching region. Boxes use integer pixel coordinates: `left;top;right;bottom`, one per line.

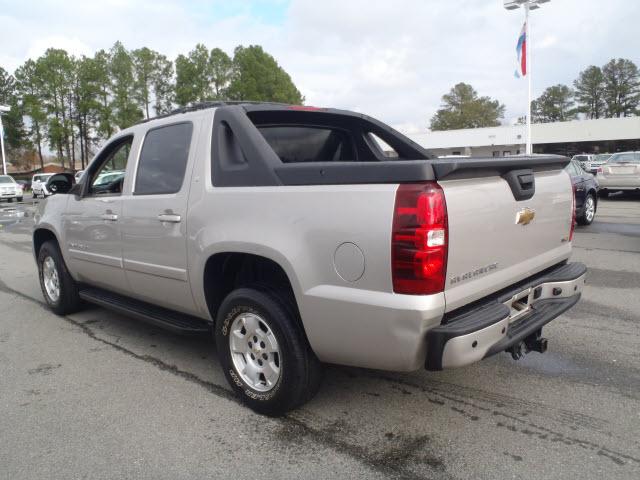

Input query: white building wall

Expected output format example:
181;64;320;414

407;117;640;155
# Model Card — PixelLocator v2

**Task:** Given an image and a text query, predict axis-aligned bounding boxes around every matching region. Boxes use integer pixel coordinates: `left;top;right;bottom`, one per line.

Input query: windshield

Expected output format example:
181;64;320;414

0;175;15;184
608;152;640;164
594;154;611;162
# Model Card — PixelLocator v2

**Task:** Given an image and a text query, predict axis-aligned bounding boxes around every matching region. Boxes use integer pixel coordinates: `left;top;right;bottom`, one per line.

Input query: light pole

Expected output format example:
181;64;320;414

0;105;9;175
504;0;550;155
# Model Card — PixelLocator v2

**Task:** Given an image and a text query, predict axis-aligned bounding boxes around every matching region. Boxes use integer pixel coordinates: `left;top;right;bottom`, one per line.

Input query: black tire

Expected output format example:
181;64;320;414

7;197;13;203
215;287;322;416
37;240;83;315
17;197;23;202
577;193;596;226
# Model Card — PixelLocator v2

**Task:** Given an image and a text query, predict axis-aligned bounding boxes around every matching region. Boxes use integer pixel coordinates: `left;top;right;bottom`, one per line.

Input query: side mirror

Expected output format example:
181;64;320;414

47;173;76;195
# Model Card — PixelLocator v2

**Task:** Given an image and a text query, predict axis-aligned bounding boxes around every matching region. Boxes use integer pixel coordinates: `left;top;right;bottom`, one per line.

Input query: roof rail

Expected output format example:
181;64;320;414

135;100;292;125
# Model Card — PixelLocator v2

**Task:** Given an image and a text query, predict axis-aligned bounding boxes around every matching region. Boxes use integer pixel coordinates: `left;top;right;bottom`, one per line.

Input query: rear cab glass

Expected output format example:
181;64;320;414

258;126;355;163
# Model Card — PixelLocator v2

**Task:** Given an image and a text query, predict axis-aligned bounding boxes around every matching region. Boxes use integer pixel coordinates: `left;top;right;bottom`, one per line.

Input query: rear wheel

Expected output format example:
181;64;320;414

577;193;596;225
37;240;83;315
7;198;13;203
215;287;322;416
17;197;23;202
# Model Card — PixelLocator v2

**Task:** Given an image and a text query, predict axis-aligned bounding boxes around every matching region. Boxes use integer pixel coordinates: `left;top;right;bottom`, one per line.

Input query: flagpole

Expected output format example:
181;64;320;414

525;3;532;155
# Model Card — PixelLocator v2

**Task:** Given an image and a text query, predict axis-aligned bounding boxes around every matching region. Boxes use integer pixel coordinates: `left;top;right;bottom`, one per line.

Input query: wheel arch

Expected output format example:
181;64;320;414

202;251;303;329
33;228;60;258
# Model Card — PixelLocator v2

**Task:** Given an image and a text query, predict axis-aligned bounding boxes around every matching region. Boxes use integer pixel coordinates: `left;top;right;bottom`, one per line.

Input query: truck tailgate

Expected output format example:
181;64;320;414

437;165;573;312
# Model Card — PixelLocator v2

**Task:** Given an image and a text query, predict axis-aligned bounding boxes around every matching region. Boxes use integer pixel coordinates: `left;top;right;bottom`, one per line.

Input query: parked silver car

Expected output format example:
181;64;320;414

586;153;612;173
0;175;24;202
597;151;640;196
571;154;594;171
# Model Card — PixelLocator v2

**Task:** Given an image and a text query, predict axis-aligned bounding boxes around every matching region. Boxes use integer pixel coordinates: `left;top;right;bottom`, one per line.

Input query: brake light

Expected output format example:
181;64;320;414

287;105;324;111
569;184;576;242
596;167;603;174
392;182;448;295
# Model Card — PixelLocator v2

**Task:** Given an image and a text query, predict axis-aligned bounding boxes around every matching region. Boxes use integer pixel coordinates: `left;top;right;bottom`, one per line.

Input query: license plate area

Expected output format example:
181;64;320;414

505;287;537;323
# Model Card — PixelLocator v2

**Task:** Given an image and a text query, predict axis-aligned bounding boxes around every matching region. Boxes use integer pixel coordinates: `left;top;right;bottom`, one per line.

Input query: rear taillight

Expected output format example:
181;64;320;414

392;182;448;295
596;167;603;174
569;184;576;242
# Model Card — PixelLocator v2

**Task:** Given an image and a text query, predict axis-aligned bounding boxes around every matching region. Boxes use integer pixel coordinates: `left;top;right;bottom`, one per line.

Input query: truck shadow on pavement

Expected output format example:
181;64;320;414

2;276;639;478
67;301;640;475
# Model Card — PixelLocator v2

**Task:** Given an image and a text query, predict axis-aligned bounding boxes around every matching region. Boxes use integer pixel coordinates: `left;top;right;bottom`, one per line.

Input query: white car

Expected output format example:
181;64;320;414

74;170;85;182
0;175;23;202
571;154;594;171
31;173;56;198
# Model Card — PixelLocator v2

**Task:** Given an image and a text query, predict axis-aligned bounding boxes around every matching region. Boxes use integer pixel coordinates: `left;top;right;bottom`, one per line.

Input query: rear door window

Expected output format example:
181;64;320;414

135;122;193;195
257;126;355;163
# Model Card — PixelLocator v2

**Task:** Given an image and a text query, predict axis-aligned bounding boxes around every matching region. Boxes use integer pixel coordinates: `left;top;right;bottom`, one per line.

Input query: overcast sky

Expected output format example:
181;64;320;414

1;0;638;133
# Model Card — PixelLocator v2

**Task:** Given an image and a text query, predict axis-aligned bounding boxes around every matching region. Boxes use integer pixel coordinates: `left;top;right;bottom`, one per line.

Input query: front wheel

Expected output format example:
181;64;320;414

215;287;322;416
577;193;596;225
37;240;83;315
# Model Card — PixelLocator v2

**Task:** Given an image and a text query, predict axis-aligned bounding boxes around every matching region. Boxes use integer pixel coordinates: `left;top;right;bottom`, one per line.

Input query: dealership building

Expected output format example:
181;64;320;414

408;116;640;158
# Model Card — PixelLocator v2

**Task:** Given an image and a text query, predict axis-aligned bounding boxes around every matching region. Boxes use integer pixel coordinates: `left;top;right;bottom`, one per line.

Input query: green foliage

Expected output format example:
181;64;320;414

175;44;213;106
532;84;575;123
15;60;47;166
0;67;27;154
109;42;142;129
429;83;505;130
602;58;640;118
3;41;304;168
209;48;233;99
227;45;303;104
132;47;175;117
574;66;605;119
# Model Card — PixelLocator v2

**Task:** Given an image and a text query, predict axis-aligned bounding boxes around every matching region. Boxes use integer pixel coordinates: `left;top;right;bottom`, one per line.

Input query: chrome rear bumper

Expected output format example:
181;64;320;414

425;262;587;370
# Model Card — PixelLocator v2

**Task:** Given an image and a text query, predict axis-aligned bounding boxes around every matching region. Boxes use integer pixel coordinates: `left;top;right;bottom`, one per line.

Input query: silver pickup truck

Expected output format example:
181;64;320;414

33;102;586;415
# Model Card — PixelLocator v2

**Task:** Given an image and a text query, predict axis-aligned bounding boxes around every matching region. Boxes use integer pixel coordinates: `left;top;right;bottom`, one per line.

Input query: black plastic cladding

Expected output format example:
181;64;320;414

210;104;436;186
209;103;571;187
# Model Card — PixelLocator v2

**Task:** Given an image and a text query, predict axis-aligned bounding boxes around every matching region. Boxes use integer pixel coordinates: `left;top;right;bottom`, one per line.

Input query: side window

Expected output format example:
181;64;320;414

134;123;193;195
88;137;133;196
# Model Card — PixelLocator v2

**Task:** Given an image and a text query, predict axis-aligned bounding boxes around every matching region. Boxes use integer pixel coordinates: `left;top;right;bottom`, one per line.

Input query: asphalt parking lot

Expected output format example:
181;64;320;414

1;194;639;480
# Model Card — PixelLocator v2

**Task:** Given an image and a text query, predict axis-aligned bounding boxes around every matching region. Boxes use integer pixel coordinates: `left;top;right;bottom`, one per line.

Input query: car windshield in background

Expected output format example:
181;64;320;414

608;152;640;163
0;176;15;184
594;154;611;162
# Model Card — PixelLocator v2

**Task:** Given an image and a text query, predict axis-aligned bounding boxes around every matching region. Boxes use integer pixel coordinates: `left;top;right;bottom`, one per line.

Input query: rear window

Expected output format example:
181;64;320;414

609;152;640;164
258;126;355;163
135;122;193;195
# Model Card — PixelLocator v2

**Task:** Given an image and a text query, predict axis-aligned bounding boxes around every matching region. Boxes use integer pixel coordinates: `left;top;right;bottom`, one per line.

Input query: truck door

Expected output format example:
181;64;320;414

120;121;199;315
64;136;133;293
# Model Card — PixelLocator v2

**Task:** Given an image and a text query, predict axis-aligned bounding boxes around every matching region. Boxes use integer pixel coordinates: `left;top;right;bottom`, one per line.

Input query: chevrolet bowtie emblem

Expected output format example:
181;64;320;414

516;207;535;225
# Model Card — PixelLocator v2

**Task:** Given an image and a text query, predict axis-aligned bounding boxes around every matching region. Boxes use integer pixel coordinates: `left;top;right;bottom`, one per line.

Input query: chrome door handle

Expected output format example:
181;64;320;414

101;213;118;221
157;213;181;223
